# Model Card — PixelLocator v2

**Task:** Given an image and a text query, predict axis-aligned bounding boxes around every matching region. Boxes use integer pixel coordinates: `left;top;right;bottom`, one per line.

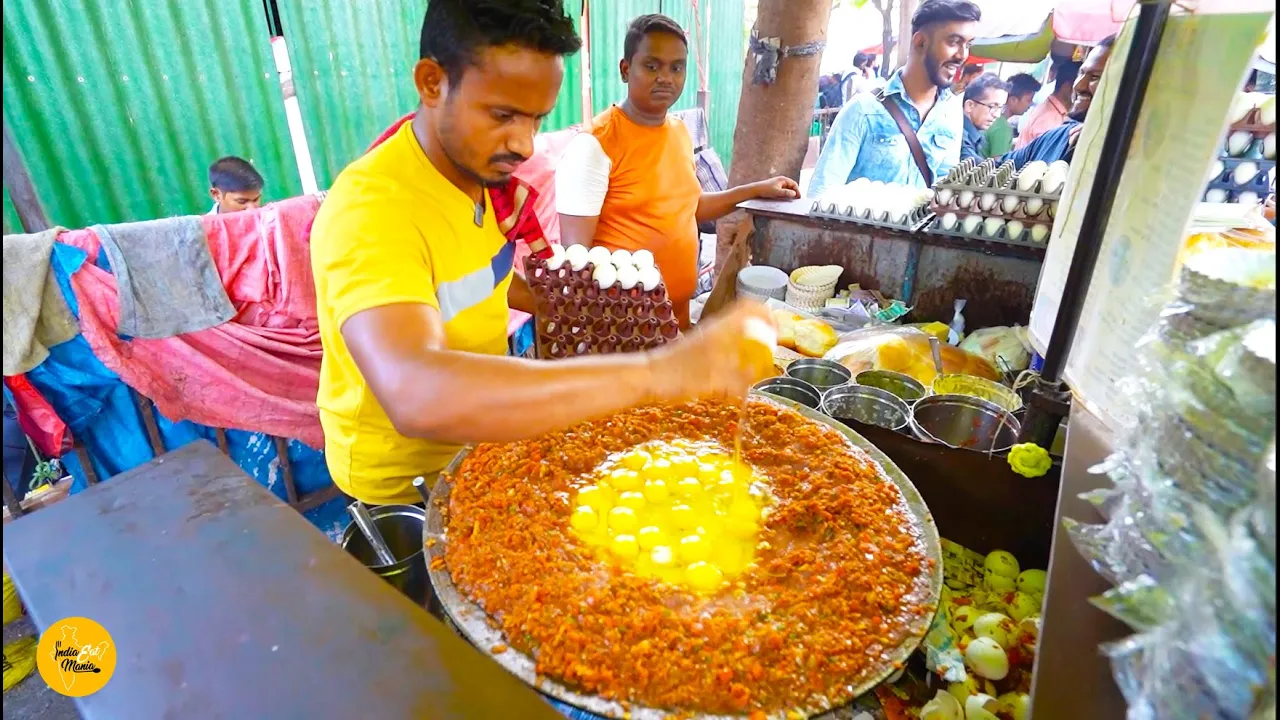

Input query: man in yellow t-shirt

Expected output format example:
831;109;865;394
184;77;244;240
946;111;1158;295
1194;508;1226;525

309;0;775;507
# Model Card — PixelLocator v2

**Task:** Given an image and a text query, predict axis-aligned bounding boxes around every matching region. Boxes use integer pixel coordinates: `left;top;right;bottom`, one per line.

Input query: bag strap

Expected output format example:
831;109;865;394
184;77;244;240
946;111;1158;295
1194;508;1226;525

874;89;933;187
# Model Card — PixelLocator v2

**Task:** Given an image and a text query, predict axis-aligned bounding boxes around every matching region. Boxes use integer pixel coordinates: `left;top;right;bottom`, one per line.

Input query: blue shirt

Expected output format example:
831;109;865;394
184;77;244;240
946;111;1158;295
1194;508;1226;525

807;71;962;197
1000;119;1079;168
961;116;985;162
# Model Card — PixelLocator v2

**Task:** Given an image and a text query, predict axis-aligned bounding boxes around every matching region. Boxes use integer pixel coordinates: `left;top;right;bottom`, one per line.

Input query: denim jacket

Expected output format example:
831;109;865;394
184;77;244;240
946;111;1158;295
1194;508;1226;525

808;71;963;198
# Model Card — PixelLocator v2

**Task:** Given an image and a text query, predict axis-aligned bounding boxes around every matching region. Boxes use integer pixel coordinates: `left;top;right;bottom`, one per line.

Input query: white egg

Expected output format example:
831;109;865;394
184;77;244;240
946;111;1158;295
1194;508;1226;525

961;214;983;235
1208;159;1226;182
1001;194;1021;215
1024;197;1044;216
1260;95;1276;126
1229;91;1257;124
920;690;964;720
1040;165;1068;195
565;243;590;271
545;243;567;270
592;261;617;289
586;245;612;267
609;249;632;268
616;263;639;290
1030;224;1050;243
1205;188;1230;203
1227;130;1254;157
632;249;655;270
940;212;959;230
1047;201;1058;218
957;190;975;209
637;265;661;292
1005;220;1025;241
982;217;1005;237
1233;161;1259;186
1016;161;1048;192
966;694;1003;720
964;637;1010;680
974;612;1017;647
979;192;998;211
1237;191;1260;206
1264;133;1276;160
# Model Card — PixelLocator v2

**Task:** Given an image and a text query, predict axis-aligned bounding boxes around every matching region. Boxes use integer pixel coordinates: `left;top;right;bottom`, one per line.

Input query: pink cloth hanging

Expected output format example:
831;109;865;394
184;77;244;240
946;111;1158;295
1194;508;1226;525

58;195;326;448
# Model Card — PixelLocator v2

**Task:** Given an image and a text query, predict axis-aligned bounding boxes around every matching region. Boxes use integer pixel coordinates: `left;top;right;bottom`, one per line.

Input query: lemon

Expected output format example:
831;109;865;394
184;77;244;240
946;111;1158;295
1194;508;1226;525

570;505;599;532
608;506;639;534
639;477;668;503
611;534;640;559
685;561;724;592
617;491;646;510
637;526;666;550
678;534;711;563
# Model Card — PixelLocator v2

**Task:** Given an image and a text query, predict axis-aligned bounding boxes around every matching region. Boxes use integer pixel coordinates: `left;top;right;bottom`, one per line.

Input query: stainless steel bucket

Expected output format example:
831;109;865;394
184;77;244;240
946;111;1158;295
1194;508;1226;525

342;504;429;606
785;358;852;391
822;384;911;432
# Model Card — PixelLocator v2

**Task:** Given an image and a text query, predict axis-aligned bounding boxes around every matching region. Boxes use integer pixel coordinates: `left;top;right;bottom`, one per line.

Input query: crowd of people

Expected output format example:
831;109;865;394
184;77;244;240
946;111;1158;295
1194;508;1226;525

809;0;1114;198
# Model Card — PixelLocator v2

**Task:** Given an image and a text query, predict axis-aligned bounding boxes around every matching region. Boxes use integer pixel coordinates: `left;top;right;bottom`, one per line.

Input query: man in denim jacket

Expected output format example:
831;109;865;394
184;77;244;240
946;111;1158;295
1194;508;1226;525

807;0;980;198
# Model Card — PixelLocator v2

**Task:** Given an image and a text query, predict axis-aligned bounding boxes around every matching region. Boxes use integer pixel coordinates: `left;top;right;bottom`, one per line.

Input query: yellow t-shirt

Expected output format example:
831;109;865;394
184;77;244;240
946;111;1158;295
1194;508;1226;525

310;121;514;505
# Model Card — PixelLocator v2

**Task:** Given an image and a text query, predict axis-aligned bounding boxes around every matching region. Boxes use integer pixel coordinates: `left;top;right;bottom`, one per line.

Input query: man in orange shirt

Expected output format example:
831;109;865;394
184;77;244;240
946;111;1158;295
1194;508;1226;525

556;14;798;328
1015;58;1080;150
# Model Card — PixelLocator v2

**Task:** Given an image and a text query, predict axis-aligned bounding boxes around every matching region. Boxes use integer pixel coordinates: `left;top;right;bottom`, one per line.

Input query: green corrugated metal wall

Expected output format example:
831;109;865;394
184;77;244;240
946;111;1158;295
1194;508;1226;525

588;0;745;166
279;1;585;190
1;0;301;228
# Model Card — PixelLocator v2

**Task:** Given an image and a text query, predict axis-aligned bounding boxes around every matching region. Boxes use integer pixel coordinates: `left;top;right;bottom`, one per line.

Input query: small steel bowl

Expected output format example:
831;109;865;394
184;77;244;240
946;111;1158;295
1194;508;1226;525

855;370;928;402
752;377;822;409
911;393;1021;453
786;358;852;391
822;384;911;432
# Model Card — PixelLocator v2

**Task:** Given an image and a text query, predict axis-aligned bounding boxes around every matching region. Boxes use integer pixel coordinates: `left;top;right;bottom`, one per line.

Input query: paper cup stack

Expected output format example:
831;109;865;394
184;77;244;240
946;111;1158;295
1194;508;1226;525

785;265;843;311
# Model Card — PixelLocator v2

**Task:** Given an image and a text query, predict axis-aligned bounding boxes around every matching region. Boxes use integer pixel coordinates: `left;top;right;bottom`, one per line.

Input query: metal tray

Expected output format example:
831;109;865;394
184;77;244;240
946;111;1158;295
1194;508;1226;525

807;199;934;234
424;392;944;720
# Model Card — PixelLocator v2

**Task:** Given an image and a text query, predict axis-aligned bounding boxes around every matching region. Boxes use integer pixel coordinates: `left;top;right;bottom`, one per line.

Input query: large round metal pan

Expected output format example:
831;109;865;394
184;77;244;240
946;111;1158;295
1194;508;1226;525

424;392;943;720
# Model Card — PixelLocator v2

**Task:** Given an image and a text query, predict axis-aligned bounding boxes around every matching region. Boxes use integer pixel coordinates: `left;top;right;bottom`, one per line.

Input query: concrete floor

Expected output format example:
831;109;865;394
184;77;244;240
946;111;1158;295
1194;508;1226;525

3;617;80;720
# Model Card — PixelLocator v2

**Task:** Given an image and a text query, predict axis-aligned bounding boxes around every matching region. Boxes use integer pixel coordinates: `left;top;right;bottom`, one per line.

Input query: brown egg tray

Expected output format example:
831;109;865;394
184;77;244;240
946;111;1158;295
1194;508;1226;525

524;256;679;359
1228;108;1276;139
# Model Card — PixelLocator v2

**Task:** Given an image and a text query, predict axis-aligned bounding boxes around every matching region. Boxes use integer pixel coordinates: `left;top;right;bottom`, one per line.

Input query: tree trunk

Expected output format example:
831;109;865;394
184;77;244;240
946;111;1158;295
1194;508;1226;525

895;0;915;71
871;0;896;78
713;0;833;279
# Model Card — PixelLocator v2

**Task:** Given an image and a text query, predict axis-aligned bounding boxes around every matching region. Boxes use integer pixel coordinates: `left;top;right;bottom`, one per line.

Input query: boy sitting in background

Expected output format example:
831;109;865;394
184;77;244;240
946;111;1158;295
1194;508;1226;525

207;156;264;215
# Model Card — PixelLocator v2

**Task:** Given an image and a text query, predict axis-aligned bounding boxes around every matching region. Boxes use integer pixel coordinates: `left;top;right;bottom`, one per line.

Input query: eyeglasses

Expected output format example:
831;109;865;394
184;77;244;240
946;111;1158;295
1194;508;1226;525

970;100;1005;113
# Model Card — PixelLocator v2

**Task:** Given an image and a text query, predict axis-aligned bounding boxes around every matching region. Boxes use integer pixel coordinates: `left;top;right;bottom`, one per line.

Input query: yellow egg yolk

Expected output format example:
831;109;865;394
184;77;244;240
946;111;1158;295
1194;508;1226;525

569;440;772;594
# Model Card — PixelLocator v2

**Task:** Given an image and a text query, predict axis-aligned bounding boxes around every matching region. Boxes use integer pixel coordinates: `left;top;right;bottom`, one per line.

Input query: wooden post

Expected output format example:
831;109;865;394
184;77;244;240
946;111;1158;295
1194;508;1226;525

713;0;833;278
2;121;50;233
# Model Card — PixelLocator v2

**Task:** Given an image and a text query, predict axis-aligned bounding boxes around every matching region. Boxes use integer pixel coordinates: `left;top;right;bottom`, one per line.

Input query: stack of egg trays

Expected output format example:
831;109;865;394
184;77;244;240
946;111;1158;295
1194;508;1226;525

807;197;934;233
1204;109;1278;203
925;158;1060;247
523;255;679;360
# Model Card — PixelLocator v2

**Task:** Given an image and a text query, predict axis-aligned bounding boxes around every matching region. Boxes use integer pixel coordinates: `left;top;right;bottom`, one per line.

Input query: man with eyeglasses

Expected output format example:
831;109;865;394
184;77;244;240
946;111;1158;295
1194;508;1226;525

960;73;1009;162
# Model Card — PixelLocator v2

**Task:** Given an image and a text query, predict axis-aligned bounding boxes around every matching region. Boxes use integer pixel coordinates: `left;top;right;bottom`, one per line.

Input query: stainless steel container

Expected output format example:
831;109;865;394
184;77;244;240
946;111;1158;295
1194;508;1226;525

855;370;928;402
822;384;911;432
751;377;821;409
911;394;1021;453
342;504;429;606
786;358;852;391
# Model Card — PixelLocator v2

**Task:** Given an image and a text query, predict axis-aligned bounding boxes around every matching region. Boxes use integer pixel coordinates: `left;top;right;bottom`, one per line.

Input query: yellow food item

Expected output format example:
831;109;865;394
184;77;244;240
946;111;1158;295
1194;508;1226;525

793;318;839;358
568;439;772;592
3;637;37;692
1008;443;1052;478
772;309;804;350
834;327;998;385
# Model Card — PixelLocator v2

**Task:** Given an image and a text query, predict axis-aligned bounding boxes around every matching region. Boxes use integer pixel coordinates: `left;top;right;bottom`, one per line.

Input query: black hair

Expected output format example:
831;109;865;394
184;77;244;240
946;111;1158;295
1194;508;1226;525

419;0;581;85
1053;59;1081;93
623;13;687;62
960;64;984;78
911;0;982;34
208;156;263;192
1097;33;1118;50
853;52;875;69
1006;72;1042;98
964;73;1009;103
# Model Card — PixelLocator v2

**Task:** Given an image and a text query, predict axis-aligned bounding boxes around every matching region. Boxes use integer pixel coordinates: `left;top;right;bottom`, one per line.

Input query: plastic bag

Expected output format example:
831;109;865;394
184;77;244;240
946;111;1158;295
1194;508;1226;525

823;326;998;386
959;326;1033;373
